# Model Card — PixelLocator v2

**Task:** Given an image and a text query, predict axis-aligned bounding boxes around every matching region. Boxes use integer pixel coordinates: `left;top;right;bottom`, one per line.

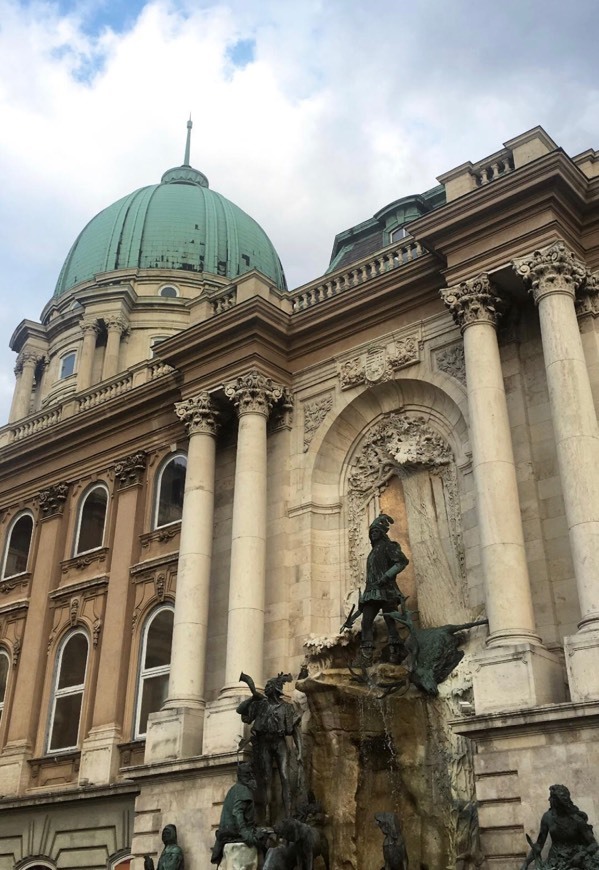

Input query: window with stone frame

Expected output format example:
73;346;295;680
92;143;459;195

48;631;89;752
135;606;174;739
0;648;9;725
1;512;34;578
74;485;108;555
59;350;76;379
154;454;187;529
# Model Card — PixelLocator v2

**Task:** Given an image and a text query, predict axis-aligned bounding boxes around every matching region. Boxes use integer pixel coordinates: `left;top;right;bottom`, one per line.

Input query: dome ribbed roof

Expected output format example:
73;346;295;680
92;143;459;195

54;163;286;296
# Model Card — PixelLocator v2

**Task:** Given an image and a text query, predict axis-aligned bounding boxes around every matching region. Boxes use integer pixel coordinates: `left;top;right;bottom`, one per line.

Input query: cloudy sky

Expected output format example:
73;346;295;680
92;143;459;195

1;0;599;423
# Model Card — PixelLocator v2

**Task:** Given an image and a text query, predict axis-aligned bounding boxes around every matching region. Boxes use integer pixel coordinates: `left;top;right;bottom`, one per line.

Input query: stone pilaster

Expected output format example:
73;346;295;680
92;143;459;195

102;315;128;381
203;371;284;754
0;483;69;794
145;393;219;762
77;317;99;391
514;241;599;701
9;350;40;422
441;276;564;713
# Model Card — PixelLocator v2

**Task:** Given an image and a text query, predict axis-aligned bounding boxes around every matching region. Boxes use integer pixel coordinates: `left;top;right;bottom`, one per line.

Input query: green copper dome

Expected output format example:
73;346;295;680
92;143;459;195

54;162;287;296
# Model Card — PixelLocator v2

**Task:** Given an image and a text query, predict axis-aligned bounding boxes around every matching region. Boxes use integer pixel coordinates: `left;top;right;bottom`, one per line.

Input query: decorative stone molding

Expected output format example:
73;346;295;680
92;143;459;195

434;344;466;386
80;316;100;335
575;273;599;318
38;482;69;517
338;337;420;390
0;572;31;596
269;387;294;432
224;369;285;417
12;635;21;666
140;525;181;550
61;547;108;574
114;451;147;488
303;394;333;451
69;596;81;626
347;413;459;589
14;348;45;375
104;314;129;335
130;556;178;633
512;240;588;304
441;274;502;330
175;392;219;436
92;617;102;647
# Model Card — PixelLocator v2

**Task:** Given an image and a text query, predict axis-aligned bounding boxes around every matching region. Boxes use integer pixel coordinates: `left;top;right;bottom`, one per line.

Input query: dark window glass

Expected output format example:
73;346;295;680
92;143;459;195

50;693;83;750
76;487;107;553
0;650;8;722
57;633;88;688
139;674;169;735
60;352;76;379
3;514;33;577
159;285;178;298
156;457;186;527
144;609;174;669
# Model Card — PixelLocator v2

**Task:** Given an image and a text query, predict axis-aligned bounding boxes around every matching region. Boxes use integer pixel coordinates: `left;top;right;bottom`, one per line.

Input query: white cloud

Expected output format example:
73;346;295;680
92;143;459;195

1;0;599;423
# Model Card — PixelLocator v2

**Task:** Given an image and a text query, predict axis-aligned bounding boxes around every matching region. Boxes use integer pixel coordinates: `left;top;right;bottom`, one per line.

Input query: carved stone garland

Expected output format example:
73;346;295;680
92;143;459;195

347;413;464;590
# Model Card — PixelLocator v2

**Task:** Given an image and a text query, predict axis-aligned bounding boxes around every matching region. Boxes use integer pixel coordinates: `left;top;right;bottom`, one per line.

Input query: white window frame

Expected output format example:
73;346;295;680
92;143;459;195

1;510;34;580
134;605;174;740
59;350;77;379
74;484;109;556
0;647;9;723
47;630;89;754
389;226;409;243
153;454;187;530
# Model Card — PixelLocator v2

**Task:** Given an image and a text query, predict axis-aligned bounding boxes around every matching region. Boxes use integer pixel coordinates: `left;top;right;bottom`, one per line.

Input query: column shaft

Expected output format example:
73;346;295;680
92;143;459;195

102;326;122;380
167;427;217;706
224;411;268;687
11;357;36;421
77;323;98;391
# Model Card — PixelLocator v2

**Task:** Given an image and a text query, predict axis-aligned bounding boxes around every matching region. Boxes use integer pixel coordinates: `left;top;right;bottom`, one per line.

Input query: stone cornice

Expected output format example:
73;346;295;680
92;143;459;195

175;392;219;436
512;240;589;304
441;274;502;331
224;369;285;417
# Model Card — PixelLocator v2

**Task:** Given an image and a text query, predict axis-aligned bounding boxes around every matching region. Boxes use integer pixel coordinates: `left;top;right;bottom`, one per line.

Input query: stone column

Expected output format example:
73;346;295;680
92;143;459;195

145;393;219;762
77;317;99;391
79;453;146;786
203;370;283;755
441;276;564;712
514;241;599;701
9;350;38;422
102;315;128;381
0;484;69;794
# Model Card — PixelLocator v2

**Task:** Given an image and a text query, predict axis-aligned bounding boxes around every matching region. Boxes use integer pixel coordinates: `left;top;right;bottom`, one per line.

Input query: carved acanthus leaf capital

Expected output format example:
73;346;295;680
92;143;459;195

441;274;502;331
114;451;147;488
175;392;219;436
512;241;589;304
224;369;284;417
38;482;69;517
80;316;100;336
15;349;45;375
104;314;129;335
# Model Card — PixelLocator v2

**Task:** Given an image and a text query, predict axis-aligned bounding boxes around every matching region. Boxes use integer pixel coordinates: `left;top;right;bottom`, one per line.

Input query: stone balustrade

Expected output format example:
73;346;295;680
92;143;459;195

290;237;425;313
11;407;62;442
209;286;237;314
77;374;133;412
473;150;515;187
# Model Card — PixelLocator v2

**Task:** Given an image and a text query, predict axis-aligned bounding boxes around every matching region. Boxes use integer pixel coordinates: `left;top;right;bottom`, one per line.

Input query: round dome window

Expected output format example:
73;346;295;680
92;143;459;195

159;285;179;298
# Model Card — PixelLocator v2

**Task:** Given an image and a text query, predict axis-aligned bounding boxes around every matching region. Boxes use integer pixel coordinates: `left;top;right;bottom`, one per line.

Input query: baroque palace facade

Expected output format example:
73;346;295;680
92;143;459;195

1;125;599;868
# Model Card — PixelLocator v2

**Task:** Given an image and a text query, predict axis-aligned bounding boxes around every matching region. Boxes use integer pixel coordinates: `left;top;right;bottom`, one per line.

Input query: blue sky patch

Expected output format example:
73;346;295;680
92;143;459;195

226;38;256;70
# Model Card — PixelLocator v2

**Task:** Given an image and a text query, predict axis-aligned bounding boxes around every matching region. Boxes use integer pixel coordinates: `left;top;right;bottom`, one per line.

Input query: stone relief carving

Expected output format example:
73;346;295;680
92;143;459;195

114;451;147;488
339;337;420;390
92;617;102;647
347;413;461;591
303;395;333;451
435;344;466;386
38;482;69;517
513;240;589;304
441;274;502;330
0;574;30;595
175;392;219;436
224;369;285;417
269;387;294;432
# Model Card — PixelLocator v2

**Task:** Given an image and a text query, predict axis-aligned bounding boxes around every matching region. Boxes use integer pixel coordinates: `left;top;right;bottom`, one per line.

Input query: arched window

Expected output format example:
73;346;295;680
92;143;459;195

135;606;174;739
0;649;9;724
48;631;89;752
74;485;108;555
154;455;186;529
2;512;33;578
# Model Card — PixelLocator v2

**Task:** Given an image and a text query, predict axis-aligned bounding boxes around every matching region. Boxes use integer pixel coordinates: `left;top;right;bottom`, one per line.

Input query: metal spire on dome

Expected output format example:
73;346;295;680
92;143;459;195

184;115;192;166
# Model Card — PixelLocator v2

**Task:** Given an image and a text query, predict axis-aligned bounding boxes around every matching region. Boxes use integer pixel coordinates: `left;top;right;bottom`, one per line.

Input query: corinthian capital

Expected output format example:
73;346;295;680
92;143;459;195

104;314;129;335
224;369;284;417
38;482;69;517
441;274;501;331
15;349;44;374
80;316;100;335
512;241;588;304
175;392;219;436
